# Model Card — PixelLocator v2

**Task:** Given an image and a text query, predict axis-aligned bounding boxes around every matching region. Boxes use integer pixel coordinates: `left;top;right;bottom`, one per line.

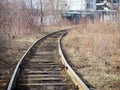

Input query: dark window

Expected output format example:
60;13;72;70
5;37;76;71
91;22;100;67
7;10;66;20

113;0;117;3
87;3;93;9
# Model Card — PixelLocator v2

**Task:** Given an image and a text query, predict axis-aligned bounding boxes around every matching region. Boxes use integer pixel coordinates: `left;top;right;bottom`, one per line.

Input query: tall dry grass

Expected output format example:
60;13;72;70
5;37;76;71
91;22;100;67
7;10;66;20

63;21;120;90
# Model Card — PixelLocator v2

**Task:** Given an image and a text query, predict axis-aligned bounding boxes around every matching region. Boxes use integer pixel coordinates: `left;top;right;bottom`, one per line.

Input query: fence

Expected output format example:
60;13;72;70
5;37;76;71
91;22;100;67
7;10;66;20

62;10;118;23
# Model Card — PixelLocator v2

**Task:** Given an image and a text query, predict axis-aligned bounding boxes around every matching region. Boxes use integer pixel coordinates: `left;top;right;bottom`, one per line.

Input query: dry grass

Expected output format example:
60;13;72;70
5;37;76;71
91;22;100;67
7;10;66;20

0;33;44;89
63;22;120;90
43;25;73;34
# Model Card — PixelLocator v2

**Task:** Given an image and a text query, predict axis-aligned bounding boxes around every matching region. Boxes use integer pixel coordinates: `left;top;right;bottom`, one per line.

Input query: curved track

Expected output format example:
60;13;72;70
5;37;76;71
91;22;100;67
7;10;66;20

7;30;89;90
7;30;77;90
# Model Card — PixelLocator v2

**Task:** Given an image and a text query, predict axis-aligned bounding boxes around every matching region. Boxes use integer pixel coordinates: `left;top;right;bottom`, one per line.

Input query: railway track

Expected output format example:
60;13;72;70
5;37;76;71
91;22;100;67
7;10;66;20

7;29;89;90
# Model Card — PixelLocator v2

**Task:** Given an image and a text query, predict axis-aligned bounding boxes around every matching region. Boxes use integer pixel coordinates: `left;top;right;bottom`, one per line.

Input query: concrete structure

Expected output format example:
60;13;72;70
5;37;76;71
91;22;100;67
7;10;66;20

66;0;86;10
96;0;120;10
65;0;96;11
62;0;120;22
65;0;120;11
87;0;96;10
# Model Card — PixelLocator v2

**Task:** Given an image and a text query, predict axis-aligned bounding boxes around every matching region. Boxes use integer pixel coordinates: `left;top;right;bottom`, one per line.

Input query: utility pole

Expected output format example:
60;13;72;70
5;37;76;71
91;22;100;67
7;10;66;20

39;0;43;27
30;0;33;13
118;0;120;31
110;0;112;9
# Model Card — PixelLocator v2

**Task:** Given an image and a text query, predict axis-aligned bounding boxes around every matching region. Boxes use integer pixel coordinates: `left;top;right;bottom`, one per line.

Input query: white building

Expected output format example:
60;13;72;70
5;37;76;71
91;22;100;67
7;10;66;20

66;0;86;10
62;0;119;22
65;0;119;11
87;0;96;10
66;0;96;11
96;0;120;10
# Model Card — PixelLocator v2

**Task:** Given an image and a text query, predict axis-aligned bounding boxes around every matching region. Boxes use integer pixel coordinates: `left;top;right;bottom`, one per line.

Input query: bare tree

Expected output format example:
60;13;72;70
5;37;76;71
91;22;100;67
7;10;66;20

34;0;67;26
0;0;37;46
0;0;67;48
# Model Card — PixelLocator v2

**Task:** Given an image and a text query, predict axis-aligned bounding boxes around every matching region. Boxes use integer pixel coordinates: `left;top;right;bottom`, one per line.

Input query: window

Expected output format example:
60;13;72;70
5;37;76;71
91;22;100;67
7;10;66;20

87;3;93;9
113;0;117;3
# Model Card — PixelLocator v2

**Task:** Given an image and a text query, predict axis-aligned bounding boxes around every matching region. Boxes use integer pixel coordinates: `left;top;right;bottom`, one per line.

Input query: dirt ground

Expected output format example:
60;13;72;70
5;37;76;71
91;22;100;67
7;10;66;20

62;23;120;90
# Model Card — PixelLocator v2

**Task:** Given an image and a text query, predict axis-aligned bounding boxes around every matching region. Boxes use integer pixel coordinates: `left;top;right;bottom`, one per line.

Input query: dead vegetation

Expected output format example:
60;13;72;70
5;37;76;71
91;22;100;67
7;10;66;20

0;33;41;89
63;22;120;90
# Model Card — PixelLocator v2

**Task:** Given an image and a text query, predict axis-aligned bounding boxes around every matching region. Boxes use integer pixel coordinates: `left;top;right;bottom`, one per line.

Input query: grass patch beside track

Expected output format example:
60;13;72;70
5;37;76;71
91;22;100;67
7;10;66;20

62;22;120;90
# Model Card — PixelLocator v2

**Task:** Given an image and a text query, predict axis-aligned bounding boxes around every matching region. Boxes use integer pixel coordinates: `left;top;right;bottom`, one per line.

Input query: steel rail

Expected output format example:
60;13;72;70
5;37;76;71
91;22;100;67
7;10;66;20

7;28;89;90
7;29;68;90
58;32;89;90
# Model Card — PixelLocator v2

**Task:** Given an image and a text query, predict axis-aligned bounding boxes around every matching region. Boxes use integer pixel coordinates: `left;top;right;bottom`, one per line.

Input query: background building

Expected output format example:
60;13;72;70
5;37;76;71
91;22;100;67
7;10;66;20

66;0;86;10
62;0;120;22
87;0;96;11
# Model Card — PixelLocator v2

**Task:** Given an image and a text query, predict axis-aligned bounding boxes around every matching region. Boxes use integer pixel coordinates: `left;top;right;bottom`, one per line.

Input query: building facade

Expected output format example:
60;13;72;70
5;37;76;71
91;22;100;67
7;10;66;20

96;0;120;10
62;0;120;22
87;0;96;10
65;0;120;11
